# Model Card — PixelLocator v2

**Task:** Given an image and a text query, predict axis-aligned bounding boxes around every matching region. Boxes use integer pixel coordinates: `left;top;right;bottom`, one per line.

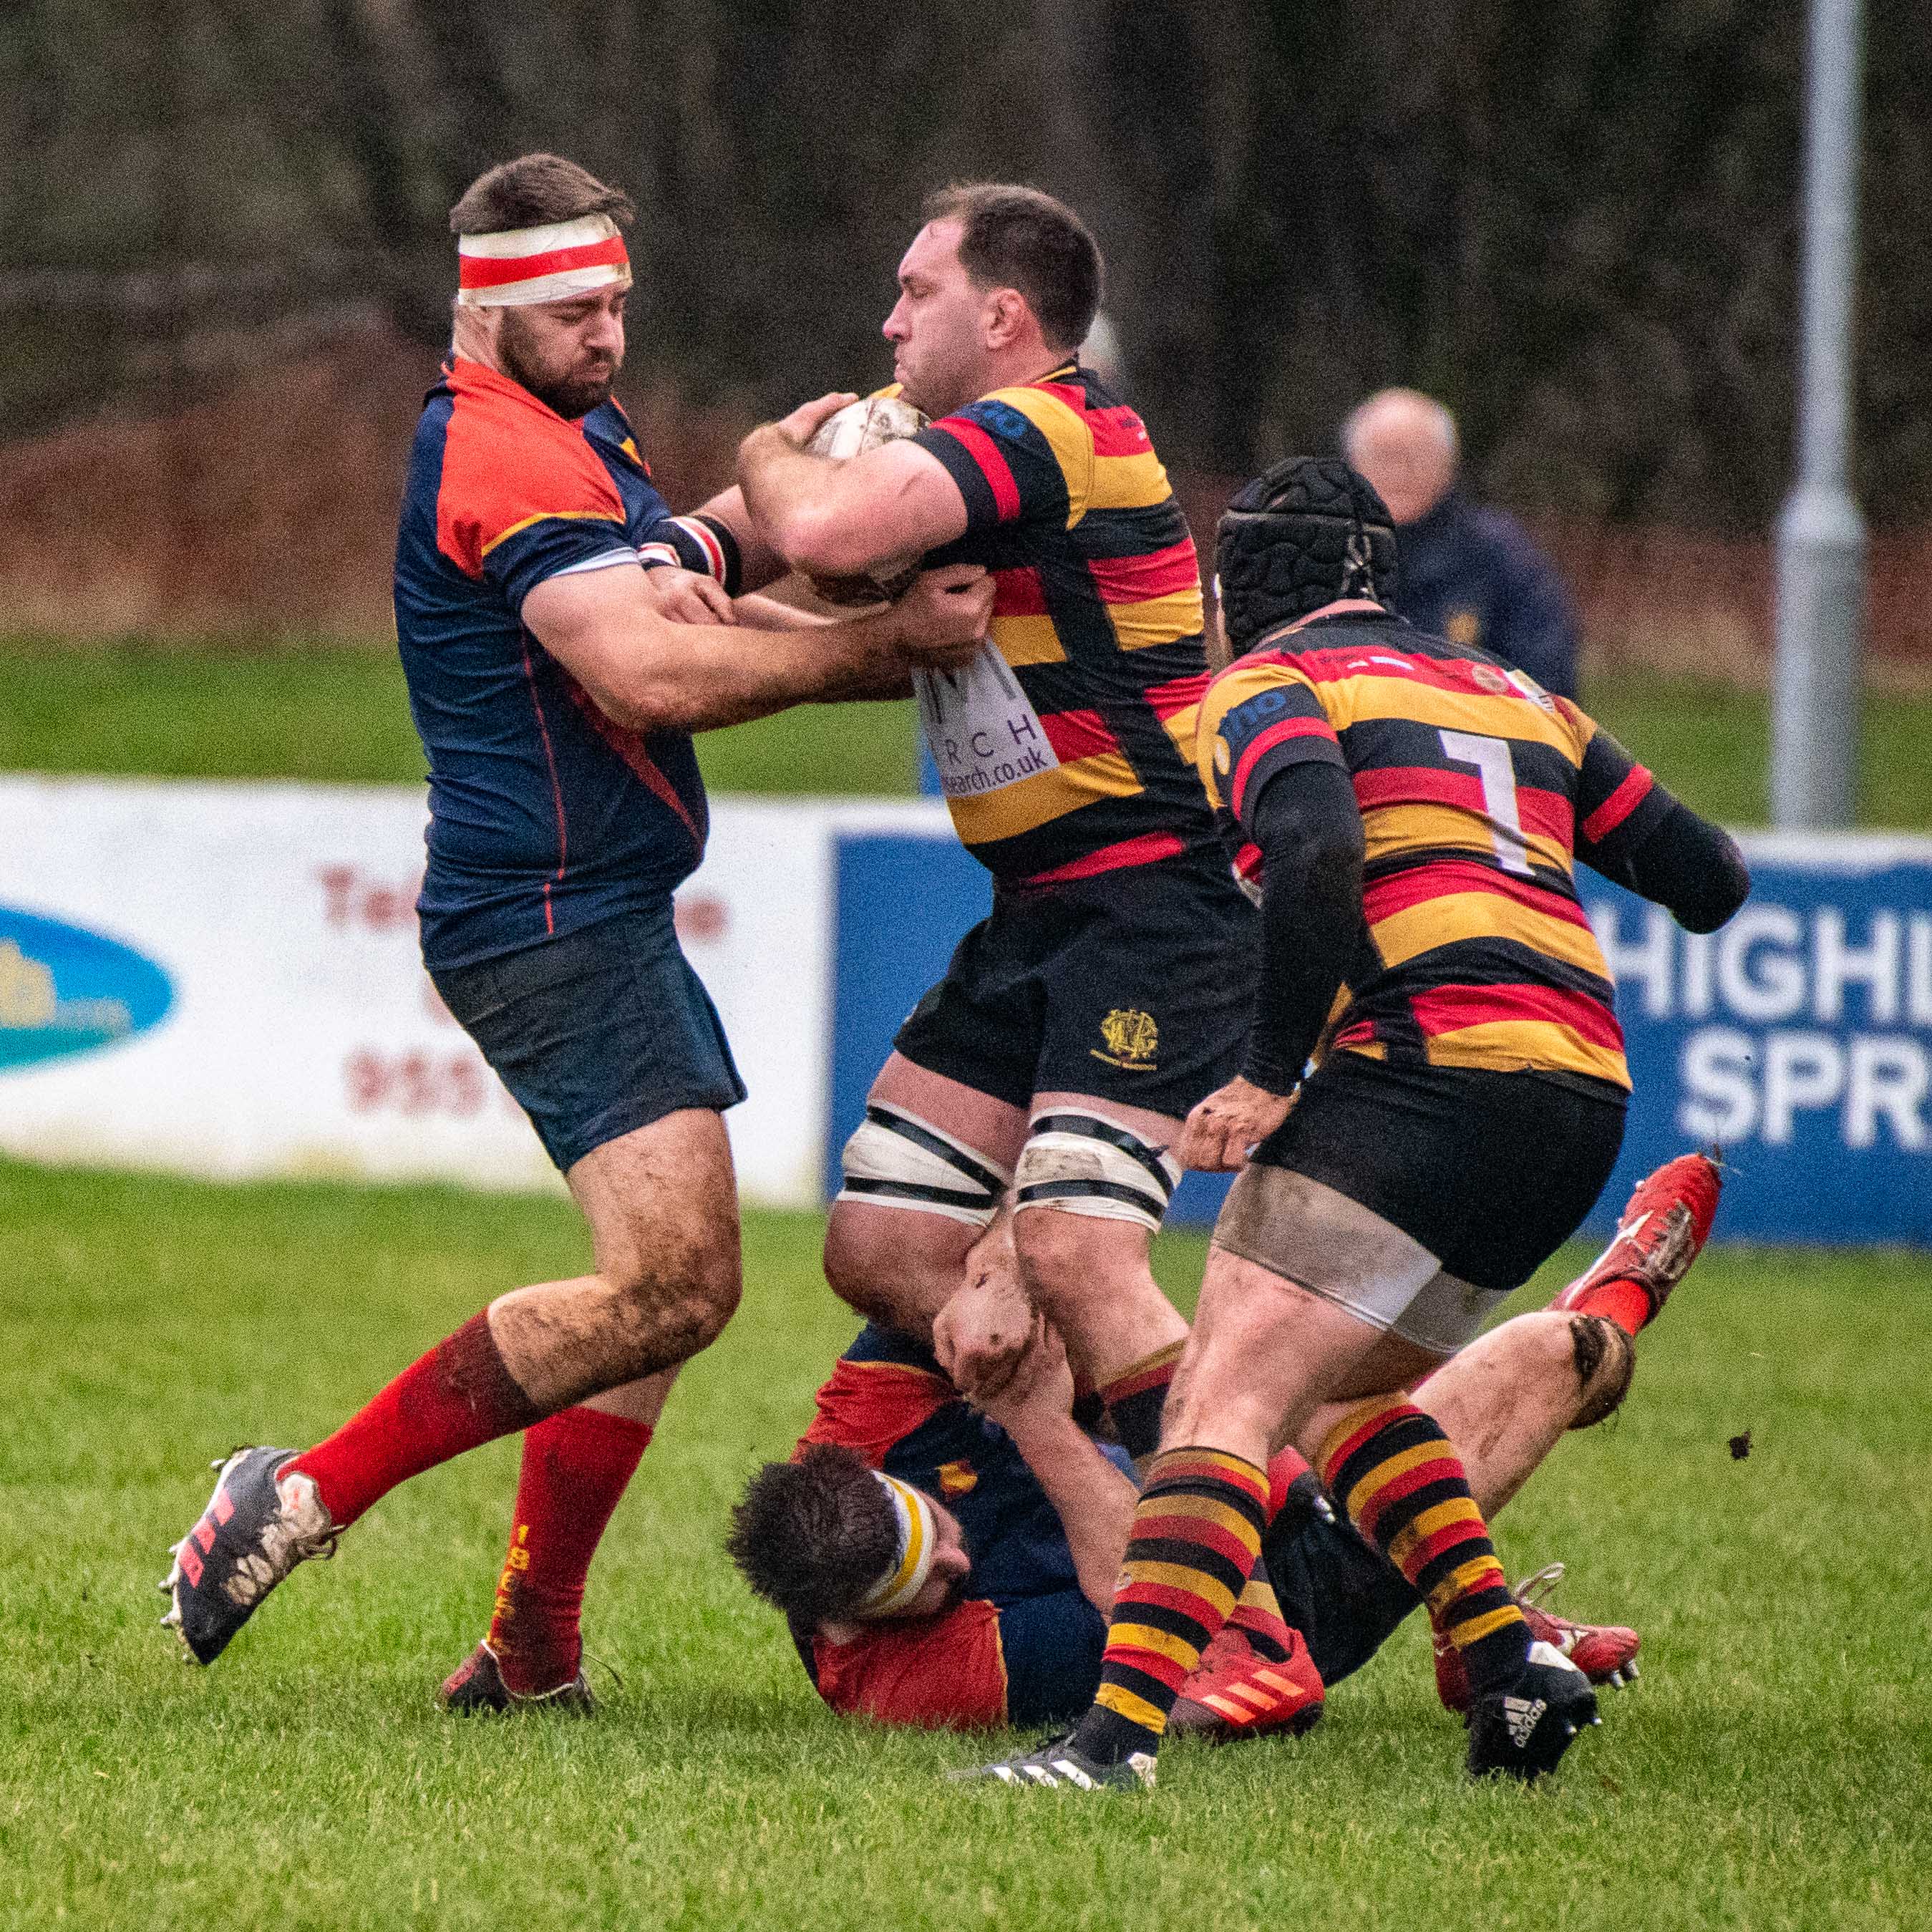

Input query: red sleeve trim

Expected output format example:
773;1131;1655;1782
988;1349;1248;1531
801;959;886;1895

1230;716;1339;820
936;419;1022;519
1582;765;1655;843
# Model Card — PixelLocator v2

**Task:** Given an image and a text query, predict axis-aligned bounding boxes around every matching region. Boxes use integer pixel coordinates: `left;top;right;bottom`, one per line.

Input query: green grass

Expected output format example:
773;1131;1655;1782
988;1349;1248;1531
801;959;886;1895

2;641;1929;825
1;1159;1928;1930
0;641;918;796
1584;672;1932;830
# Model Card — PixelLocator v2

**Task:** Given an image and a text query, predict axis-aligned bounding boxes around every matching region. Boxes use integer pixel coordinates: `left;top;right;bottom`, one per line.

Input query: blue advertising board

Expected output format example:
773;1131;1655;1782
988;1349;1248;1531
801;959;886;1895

1582;834;1931;1243
828;830;1931;1246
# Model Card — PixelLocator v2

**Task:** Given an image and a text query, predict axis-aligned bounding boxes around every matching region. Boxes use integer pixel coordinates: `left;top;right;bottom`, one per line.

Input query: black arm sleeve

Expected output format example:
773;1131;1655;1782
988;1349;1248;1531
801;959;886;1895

1602;792;1751;934
1241;760;1366;1092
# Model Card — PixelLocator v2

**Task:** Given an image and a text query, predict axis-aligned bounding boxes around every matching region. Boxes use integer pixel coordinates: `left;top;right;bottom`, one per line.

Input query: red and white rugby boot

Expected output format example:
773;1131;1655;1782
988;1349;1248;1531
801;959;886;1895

1167;1625;1326;1742
1550;1150;1722;1330
160;1447;338;1664
437;1642;596;1715
1434;1562;1639;1716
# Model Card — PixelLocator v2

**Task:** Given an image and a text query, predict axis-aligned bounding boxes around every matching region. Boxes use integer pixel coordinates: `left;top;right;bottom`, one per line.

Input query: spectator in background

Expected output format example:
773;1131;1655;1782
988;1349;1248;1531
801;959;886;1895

1343;388;1581;700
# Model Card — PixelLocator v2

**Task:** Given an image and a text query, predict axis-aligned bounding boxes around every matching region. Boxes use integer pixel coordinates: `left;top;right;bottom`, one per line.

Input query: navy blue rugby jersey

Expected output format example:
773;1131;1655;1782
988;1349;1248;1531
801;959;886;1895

797;1322;1128;1730
394;356;739;970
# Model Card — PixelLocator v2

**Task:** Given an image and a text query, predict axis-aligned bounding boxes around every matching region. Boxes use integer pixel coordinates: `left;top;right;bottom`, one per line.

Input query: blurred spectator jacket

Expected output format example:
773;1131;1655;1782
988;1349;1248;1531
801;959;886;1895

1393;492;1581;701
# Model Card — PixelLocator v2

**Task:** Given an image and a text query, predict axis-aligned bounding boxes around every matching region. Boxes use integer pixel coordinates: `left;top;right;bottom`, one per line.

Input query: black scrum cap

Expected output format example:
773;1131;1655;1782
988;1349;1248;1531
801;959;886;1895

1215;456;1399;655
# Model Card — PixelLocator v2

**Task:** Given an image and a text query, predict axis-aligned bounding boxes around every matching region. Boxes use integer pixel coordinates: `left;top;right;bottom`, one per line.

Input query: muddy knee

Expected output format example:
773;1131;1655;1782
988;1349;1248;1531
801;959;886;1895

1568;1314;1636;1429
605;1242;740;1371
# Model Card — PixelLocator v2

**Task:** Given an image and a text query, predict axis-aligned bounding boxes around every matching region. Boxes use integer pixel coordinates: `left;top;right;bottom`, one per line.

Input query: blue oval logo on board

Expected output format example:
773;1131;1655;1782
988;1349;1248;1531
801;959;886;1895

0;906;174;1072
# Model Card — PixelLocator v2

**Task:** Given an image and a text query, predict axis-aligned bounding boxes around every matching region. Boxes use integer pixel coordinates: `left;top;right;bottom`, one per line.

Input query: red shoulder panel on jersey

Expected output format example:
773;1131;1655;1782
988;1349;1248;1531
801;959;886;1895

435;361;626;579
1086;404;1154;457
810;1598;1008;1729
801;1358;953;1465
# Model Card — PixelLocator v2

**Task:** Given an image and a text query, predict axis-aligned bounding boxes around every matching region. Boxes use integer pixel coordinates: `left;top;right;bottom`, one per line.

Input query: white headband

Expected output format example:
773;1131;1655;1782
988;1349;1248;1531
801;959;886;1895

457;214;633;309
855;1473;938;1619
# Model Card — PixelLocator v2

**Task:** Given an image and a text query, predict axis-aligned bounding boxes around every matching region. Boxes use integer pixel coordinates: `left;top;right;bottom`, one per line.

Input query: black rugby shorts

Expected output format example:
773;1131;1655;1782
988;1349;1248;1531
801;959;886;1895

1250;1052;1628;1291
1263;1473;1423;1690
893;850;1258;1122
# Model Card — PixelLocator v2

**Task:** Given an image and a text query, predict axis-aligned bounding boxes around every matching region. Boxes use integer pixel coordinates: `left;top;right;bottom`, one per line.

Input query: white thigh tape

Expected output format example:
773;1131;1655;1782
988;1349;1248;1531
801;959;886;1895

835;1104;1011;1228
1012;1112;1181;1230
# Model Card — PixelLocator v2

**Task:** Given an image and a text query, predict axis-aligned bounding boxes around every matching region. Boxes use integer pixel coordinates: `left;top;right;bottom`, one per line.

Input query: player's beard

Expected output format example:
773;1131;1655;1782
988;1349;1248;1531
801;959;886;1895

893;336;980;422
497;310;618;420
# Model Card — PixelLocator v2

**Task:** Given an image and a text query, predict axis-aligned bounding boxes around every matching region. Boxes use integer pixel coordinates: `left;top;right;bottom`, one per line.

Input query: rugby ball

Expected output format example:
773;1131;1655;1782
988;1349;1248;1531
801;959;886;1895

804;395;929;606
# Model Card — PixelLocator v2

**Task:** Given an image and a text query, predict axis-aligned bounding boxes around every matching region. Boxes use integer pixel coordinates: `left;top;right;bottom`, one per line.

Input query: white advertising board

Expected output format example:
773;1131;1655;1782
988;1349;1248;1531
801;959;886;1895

0;777;838;1206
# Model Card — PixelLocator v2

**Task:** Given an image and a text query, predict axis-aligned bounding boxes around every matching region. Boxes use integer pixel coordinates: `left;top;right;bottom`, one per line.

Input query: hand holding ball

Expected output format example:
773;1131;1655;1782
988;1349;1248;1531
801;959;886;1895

802;396;930;606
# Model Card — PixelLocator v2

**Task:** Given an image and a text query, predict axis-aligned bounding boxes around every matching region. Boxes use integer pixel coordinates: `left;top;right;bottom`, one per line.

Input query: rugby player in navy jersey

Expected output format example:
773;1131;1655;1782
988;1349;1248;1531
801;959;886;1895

732;186;1299;1663
160;153;994;1686
972;459;1749;1792
729;1150;1717;1737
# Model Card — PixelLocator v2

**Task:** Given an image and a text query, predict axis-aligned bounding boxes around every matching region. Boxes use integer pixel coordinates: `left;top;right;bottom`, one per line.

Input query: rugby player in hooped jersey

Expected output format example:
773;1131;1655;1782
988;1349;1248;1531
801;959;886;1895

971;458;1749;1792
160;154;994;1689
734;186;1283;1642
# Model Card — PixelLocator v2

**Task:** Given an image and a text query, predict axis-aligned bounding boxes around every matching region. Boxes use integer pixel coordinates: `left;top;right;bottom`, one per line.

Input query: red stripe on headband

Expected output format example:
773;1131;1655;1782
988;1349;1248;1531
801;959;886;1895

459;235;629;291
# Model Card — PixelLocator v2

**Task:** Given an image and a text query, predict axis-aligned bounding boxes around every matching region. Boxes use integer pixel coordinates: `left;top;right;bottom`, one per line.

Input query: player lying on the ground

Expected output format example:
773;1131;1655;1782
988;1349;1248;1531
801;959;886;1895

725;1155;1716;1737
158;152;994;1677
973;459;1752;1792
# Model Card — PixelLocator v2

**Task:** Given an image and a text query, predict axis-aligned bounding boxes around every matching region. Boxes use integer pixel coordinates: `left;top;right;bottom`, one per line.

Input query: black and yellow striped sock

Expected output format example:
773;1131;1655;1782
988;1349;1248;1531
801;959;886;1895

1319;1396;1528;1697
1096;1343;1291;1661
1069;1446;1270;1765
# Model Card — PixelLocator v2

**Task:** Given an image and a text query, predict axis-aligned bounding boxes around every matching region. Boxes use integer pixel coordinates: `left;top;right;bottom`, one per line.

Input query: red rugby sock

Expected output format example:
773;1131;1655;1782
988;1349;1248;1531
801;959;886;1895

288;1310;544;1529
1561;1278;1651;1337
487;1405;654;1694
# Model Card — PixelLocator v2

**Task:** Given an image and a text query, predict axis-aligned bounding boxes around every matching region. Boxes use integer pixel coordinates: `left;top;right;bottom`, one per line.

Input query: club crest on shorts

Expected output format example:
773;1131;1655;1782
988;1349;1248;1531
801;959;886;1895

1093;1008;1160;1070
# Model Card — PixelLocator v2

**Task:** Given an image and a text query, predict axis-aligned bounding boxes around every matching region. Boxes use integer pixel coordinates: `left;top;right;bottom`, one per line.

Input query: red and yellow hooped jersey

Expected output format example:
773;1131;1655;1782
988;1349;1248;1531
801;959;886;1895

1196;606;1673;1090
911;364;1221;887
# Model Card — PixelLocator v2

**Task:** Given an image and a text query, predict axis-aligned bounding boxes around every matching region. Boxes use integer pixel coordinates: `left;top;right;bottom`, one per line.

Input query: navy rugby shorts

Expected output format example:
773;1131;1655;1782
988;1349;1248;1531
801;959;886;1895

892;849;1258;1122
1264;1472;1424;1690
429;899;745;1174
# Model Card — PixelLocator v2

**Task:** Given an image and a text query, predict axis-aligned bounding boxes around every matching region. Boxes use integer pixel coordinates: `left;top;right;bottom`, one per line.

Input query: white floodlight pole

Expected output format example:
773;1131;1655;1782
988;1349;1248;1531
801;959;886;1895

1771;0;1866;827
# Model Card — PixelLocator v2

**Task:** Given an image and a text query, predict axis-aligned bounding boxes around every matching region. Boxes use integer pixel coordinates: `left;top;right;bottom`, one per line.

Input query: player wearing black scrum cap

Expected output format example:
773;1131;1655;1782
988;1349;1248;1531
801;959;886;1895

967;456;1749;1793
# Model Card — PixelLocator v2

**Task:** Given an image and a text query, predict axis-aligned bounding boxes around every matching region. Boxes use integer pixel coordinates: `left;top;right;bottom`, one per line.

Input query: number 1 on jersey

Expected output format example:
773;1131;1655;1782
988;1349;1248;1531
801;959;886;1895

1438;729;1534;876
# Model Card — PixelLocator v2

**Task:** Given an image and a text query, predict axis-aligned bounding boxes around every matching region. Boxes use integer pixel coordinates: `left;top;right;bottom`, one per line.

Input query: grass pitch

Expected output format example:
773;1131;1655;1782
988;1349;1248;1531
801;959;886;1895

3;640;1931;827
1;1160;1928;1931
